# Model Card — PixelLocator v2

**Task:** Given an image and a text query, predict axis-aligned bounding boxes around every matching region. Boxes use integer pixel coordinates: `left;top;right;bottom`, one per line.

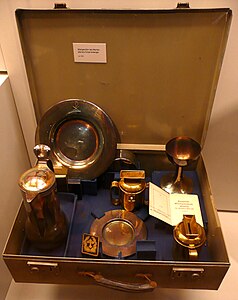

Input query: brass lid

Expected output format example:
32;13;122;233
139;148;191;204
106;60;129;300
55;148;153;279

119;170;146;194
19;164;55;202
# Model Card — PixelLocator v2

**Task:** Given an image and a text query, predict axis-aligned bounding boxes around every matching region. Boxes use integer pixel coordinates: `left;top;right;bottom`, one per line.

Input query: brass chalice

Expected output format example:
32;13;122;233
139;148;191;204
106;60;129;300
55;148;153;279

160;137;201;194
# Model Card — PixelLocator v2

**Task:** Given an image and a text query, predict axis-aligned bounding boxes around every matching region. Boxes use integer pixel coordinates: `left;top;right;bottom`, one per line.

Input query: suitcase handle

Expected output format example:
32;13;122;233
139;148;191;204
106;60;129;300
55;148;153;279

78;272;157;292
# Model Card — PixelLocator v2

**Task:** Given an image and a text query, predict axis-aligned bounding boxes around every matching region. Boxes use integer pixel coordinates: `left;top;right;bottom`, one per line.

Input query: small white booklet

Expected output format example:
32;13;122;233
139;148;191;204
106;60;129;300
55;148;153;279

149;182;204;227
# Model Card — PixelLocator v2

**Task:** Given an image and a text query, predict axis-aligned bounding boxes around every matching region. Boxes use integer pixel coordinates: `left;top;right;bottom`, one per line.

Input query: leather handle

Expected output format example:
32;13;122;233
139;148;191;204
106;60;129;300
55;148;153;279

78;272;157;292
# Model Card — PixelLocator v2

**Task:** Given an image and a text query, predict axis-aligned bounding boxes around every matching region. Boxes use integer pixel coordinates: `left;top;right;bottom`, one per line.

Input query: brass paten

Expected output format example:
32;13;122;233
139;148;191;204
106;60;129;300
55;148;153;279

160;137;201;194
90;210;147;258
173;215;206;260
110;170;147;211
36;99;118;180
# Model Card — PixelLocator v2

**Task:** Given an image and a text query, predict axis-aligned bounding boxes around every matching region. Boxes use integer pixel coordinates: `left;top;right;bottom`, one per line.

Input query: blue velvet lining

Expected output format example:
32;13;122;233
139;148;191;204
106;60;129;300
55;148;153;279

20;171;211;262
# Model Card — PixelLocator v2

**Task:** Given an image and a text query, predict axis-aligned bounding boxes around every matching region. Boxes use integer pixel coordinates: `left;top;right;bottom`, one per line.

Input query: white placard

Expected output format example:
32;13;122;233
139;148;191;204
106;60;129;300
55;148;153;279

149;182;204;227
73;43;107;63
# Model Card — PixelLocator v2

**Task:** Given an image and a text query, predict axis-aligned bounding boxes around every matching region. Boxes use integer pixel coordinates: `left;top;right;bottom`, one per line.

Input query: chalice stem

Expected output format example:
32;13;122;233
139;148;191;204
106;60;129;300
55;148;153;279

174;166;183;183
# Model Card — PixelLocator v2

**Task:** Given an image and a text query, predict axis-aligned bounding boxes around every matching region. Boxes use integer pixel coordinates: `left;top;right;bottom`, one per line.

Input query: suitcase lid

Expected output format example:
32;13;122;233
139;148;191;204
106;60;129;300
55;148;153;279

16;7;232;148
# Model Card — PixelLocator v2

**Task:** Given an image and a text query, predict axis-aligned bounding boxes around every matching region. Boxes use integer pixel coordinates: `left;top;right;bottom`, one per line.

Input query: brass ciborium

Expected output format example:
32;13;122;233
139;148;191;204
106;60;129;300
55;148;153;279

160;136;201;194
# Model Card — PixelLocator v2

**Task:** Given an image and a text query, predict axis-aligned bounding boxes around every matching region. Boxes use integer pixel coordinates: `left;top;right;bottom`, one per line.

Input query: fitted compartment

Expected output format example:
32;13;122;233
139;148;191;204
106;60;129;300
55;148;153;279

18;155;226;263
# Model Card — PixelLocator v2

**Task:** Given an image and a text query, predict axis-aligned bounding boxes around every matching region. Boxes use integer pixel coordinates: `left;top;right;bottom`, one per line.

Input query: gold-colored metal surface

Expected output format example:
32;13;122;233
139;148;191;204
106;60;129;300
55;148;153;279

103;220;134;246
19;165;54;196
120;170;145;180
90;210;147;258
119;170;146;194
110;170;147;211
173;215;206;260
160;137;201;193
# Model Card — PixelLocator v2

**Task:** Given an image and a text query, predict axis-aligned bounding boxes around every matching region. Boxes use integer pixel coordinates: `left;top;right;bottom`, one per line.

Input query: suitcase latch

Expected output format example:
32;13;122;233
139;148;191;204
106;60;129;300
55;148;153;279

171;267;204;280
27;261;59;274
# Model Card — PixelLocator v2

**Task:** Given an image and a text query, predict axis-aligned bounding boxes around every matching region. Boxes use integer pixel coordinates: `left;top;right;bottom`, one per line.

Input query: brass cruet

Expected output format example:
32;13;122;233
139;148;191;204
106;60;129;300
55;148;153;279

18;144;67;250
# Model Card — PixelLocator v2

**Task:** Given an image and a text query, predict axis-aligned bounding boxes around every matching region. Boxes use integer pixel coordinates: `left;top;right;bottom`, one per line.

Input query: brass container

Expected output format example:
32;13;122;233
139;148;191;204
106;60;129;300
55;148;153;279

18;145;67;250
90;209;147;258
110;170;147;211
173;215;206;260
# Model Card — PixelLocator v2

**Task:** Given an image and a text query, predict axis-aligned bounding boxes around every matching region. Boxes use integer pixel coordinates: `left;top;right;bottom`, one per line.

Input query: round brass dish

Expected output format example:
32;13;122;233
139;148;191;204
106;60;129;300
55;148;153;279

90;210;147;258
36;99;118;180
103;220;135;246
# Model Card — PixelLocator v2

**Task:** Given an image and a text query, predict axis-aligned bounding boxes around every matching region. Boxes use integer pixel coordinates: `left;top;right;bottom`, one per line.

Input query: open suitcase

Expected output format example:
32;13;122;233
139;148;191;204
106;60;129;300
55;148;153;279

3;5;232;291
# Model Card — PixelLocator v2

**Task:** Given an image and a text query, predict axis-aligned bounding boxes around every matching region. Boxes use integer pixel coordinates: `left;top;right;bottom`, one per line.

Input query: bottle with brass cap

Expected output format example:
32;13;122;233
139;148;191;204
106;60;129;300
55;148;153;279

173;215;206;260
110;170;147;211
18;145;67;250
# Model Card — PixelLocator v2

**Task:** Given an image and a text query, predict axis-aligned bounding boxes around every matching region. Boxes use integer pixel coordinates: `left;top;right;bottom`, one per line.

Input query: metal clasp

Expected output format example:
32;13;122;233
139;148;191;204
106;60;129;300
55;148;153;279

27;261;59;274
176;3;190;9
54;3;68;9
171;267;204;280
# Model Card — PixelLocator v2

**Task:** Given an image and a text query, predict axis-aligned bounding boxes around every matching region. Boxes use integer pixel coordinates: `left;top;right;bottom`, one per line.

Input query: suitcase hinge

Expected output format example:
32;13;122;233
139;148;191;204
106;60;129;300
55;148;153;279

54;3;68;9
176;3;190;9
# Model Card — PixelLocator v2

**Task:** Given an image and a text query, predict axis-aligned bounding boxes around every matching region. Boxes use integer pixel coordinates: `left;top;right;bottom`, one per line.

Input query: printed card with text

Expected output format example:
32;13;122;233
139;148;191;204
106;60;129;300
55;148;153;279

149;182;204;227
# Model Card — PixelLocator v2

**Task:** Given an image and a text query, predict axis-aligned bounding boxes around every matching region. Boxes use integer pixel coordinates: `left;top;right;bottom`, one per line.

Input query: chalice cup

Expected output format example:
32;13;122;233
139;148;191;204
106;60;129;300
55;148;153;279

160;137;201;194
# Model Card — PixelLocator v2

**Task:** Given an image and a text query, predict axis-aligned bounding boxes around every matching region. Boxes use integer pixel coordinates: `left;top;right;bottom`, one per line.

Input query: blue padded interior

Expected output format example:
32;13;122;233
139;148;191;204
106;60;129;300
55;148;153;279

20;170;211;262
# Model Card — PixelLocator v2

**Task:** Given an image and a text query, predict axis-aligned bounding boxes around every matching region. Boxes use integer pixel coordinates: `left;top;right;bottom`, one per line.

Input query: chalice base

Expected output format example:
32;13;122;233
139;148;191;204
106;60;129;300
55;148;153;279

160;173;193;194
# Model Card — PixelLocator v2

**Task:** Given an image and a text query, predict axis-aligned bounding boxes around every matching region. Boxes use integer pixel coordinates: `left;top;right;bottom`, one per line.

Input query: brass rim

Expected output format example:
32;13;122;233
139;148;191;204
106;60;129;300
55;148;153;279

90;210;147;258
36;99;118;180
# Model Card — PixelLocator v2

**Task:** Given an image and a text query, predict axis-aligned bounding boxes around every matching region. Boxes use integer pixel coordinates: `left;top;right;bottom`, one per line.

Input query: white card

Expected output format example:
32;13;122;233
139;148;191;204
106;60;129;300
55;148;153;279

73;43;107;63
149;182;204;227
